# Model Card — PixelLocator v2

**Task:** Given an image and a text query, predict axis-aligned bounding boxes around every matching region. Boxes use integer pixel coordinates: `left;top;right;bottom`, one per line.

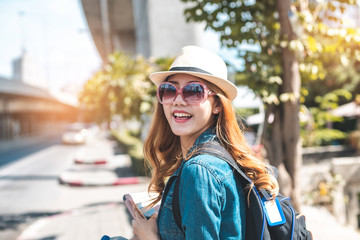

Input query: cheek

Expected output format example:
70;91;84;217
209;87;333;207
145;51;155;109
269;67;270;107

162;105;172;122
195;104;214;121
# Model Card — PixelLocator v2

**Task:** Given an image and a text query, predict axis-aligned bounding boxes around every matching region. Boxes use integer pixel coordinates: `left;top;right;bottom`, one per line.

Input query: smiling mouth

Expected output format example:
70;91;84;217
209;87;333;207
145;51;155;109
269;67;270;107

173;112;193;119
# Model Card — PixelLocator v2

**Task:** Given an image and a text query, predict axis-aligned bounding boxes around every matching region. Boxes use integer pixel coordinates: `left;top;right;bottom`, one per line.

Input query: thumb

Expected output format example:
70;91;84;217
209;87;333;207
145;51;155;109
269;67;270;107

150;212;158;219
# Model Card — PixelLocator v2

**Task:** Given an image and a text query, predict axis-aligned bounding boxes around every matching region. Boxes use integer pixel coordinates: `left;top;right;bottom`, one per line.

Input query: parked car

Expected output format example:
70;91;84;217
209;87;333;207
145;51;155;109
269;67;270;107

62;123;89;145
74;145;111;164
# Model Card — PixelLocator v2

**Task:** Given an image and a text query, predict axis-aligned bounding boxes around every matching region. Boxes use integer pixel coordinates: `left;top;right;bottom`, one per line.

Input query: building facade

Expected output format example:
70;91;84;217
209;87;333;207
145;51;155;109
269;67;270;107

0;54;79;142
80;0;208;64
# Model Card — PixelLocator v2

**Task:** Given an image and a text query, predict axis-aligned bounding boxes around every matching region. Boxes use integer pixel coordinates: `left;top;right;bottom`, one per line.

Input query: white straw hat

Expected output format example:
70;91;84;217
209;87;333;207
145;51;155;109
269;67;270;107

149;45;238;101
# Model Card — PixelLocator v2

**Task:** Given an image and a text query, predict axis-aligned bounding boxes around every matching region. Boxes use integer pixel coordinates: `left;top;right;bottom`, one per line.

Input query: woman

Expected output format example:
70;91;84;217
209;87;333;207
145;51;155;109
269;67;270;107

132;46;279;240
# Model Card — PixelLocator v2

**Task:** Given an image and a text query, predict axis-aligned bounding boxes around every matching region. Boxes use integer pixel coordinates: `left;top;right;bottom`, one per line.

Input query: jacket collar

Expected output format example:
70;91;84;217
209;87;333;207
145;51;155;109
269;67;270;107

173;126;217;176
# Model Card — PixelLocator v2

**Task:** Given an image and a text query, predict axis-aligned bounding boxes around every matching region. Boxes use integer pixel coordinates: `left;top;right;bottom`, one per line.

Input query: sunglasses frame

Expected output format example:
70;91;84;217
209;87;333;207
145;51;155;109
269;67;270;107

157;82;216;105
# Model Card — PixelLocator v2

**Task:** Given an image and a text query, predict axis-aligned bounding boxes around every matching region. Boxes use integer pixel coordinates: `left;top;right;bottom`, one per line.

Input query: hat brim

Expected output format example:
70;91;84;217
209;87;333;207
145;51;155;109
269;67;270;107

149;71;238;101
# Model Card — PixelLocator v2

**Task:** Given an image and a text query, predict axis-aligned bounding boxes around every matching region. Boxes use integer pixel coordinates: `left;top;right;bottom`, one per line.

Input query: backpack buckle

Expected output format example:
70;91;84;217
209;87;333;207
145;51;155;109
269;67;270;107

260;188;272;201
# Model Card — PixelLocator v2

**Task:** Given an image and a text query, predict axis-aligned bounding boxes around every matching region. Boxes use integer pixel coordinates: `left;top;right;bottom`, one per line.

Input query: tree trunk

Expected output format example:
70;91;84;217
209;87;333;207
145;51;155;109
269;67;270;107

266;0;303;211
263;105;293;197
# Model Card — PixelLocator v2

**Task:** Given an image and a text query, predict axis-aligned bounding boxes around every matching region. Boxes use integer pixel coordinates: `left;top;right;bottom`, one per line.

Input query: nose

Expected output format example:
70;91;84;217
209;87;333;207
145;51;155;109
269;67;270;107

172;92;187;105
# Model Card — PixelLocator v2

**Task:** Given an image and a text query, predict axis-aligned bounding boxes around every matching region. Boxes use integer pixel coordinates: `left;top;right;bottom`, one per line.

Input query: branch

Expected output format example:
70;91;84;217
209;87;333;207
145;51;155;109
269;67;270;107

312;2;324;24
298;0;308;12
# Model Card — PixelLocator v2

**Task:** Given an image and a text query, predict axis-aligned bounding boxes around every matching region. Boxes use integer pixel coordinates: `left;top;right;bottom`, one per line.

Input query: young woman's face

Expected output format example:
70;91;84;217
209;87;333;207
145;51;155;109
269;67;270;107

162;74;219;146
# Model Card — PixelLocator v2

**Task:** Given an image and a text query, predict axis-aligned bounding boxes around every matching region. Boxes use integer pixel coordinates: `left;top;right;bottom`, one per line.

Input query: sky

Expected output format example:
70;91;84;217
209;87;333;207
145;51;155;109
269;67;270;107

0;0;102;90
0;0;261;108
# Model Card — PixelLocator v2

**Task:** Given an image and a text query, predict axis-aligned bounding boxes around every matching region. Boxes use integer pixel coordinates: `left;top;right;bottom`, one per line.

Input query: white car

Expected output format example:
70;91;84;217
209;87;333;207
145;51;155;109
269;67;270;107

62;123;89;145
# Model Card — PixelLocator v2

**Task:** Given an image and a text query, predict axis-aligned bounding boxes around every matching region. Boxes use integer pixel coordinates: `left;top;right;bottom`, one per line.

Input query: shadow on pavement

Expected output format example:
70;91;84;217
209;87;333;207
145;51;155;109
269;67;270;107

0;211;61;231
0;136;62;168
114;166;136;178
0;175;59;181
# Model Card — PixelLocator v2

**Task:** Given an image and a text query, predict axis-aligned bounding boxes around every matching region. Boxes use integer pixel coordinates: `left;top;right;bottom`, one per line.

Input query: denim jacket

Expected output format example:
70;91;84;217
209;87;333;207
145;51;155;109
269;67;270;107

157;127;246;240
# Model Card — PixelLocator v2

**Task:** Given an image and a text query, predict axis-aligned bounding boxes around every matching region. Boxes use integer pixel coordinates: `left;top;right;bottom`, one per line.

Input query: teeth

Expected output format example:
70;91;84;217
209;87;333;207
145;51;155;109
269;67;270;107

174;112;192;118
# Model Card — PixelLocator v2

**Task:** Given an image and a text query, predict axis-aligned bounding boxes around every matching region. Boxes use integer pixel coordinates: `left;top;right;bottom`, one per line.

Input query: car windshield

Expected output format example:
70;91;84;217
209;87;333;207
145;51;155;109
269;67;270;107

65;123;85;132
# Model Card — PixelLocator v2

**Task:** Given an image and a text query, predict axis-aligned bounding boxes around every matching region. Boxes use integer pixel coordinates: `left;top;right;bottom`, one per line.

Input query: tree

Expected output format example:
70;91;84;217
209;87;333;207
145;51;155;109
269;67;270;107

79;52;156;125
79;52;173;128
181;0;360;210
301;89;352;147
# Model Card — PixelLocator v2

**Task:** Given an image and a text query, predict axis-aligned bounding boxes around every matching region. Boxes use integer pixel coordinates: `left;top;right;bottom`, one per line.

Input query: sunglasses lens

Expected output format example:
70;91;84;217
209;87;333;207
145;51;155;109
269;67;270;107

157;82;209;104
183;83;205;103
158;83;176;103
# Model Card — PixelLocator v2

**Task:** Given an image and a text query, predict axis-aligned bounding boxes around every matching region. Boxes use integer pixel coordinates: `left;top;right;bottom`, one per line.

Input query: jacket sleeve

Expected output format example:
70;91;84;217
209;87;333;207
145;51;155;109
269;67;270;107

179;162;224;240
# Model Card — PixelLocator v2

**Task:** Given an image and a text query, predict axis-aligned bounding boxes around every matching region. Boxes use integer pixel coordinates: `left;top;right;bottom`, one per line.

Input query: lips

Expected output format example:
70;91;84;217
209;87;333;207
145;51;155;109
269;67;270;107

173;110;192;120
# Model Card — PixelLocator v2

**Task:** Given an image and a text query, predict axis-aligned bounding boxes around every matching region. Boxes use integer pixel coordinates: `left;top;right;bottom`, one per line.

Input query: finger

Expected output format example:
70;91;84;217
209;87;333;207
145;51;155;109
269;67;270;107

134;207;145;220
133;208;140;220
150;212;158;219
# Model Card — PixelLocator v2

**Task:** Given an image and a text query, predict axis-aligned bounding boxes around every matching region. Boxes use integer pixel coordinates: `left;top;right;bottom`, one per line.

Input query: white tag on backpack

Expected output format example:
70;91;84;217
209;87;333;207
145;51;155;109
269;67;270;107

261;197;286;226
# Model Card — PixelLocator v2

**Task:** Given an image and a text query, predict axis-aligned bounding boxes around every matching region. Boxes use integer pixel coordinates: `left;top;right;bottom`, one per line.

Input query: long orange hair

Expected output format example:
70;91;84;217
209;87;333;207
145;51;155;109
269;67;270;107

143;79;279;206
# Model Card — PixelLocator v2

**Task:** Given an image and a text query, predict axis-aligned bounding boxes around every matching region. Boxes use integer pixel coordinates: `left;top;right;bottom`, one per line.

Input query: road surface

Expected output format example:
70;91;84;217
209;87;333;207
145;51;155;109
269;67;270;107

0;135;147;239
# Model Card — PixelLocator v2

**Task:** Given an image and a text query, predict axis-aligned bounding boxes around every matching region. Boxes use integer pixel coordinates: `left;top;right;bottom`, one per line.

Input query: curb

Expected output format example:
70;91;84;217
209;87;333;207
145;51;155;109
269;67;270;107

58;176;147;187
74;159;108;165
73;154;131;166
57;151;143;187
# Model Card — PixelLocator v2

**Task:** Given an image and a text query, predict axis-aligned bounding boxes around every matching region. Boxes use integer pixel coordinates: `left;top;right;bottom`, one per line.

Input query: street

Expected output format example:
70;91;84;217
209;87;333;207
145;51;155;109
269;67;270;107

0;143;80;214
0;134;148;239
1;134;360;240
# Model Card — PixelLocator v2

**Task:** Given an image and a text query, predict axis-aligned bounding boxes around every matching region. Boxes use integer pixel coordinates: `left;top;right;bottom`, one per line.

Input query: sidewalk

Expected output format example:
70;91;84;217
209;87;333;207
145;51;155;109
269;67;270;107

59;154;148;186
12;136;360;239
17;201;360;240
302;205;360;240
17;199;138;240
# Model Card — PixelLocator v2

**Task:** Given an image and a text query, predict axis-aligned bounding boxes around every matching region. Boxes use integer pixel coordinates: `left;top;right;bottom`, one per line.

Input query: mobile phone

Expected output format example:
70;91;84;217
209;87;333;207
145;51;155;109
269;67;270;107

123;194;145;219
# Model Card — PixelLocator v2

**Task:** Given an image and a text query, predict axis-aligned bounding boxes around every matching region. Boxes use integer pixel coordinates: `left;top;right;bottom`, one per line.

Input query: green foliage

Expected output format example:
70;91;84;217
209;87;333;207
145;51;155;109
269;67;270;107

300;26;360;105
315;89;352;110
301;128;348;146
111;129;150;176
304;173;344;211
181;0;360;148
79;52;155;123
79;52;172;124
235;107;259;119
182;0;282;102
300;89;352;146
180;0;360;103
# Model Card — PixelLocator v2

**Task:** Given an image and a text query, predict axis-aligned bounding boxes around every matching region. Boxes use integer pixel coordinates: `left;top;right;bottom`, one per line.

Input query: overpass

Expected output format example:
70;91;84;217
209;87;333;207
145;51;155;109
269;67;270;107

81;0;149;63
0;77;79;141
80;0;205;64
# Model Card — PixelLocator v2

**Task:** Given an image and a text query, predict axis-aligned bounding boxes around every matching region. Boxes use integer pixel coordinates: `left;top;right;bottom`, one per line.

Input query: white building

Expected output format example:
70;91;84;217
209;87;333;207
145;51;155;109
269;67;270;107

12;50;47;89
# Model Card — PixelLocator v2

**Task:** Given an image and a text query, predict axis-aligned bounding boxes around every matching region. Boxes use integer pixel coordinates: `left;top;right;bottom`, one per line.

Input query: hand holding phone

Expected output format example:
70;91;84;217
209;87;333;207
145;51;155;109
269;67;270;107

123;194;146;219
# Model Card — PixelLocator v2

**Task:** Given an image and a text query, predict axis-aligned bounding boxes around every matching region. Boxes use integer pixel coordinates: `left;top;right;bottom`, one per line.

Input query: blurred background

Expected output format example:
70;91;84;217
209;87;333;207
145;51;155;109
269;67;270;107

0;0;360;239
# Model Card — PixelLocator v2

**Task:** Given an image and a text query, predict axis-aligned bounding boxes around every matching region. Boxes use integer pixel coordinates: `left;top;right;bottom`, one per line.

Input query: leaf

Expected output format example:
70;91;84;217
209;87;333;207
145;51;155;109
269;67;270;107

307;36;317;52
268;76;282;85
340;54;350;67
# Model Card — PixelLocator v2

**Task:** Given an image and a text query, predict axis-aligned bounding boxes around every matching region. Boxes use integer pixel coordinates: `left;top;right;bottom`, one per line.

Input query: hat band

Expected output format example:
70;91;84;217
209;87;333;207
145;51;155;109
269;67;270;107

169;66;212;75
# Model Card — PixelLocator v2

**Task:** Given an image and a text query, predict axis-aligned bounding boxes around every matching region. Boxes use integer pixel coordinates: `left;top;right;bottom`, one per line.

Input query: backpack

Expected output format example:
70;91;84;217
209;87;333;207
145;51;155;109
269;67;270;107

172;141;312;240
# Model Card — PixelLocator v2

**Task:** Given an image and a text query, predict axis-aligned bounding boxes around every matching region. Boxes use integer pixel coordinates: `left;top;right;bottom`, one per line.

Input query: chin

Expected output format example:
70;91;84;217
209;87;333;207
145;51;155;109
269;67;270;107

171;129;190;137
